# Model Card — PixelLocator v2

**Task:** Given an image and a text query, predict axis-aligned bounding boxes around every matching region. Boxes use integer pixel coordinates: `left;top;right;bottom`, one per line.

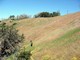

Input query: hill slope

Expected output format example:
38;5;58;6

7;12;80;60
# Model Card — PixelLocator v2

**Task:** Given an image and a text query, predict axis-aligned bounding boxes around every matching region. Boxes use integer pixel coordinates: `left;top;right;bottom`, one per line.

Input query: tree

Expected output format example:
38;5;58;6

35;12;50;18
49;13;53;17
52;11;60;17
34;11;60;18
9;15;15;20
17;14;29;20
0;22;24;57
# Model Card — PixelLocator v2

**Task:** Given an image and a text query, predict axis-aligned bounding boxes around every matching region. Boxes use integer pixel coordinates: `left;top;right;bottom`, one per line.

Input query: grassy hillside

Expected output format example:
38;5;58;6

6;12;80;60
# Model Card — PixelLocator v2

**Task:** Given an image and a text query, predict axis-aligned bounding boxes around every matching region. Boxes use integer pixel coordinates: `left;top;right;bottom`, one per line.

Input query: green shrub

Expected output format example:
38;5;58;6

17;51;32;60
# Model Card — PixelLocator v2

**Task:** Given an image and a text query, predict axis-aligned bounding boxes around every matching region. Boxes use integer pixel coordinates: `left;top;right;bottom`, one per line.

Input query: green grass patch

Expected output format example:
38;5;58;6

49;27;80;47
36;27;80;51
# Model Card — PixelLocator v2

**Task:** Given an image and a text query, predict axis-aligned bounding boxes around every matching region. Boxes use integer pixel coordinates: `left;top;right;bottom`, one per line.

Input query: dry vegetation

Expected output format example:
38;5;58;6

3;12;80;60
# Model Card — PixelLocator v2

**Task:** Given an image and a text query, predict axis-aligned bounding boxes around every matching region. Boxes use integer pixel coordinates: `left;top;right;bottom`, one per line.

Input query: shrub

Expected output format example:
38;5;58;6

0;22;24;57
17;51;32;60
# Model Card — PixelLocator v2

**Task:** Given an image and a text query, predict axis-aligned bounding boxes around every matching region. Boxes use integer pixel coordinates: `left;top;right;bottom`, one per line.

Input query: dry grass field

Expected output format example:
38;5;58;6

6;12;80;60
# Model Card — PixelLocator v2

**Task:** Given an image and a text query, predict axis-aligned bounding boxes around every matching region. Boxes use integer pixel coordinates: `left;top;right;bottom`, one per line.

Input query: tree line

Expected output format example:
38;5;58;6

9;14;29;20
9;11;60;20
34;11;60;18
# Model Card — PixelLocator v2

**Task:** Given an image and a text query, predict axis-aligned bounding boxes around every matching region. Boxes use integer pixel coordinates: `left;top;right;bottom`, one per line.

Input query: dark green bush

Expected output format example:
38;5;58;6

17;51;32;60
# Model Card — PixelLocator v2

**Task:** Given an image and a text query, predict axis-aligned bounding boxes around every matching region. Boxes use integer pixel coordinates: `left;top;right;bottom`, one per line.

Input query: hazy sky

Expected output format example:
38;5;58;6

0;0;80;19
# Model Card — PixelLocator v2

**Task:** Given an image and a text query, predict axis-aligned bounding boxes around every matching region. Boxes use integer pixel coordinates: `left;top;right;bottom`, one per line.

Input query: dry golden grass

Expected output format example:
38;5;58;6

6;12;80;60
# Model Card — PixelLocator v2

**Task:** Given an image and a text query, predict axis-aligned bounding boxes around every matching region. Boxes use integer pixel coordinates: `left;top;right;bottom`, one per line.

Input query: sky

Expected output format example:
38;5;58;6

0;0;80;19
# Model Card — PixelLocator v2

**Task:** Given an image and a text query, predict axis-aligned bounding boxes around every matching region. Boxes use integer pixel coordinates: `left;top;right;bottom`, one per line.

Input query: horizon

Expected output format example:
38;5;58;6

0;0;80;19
